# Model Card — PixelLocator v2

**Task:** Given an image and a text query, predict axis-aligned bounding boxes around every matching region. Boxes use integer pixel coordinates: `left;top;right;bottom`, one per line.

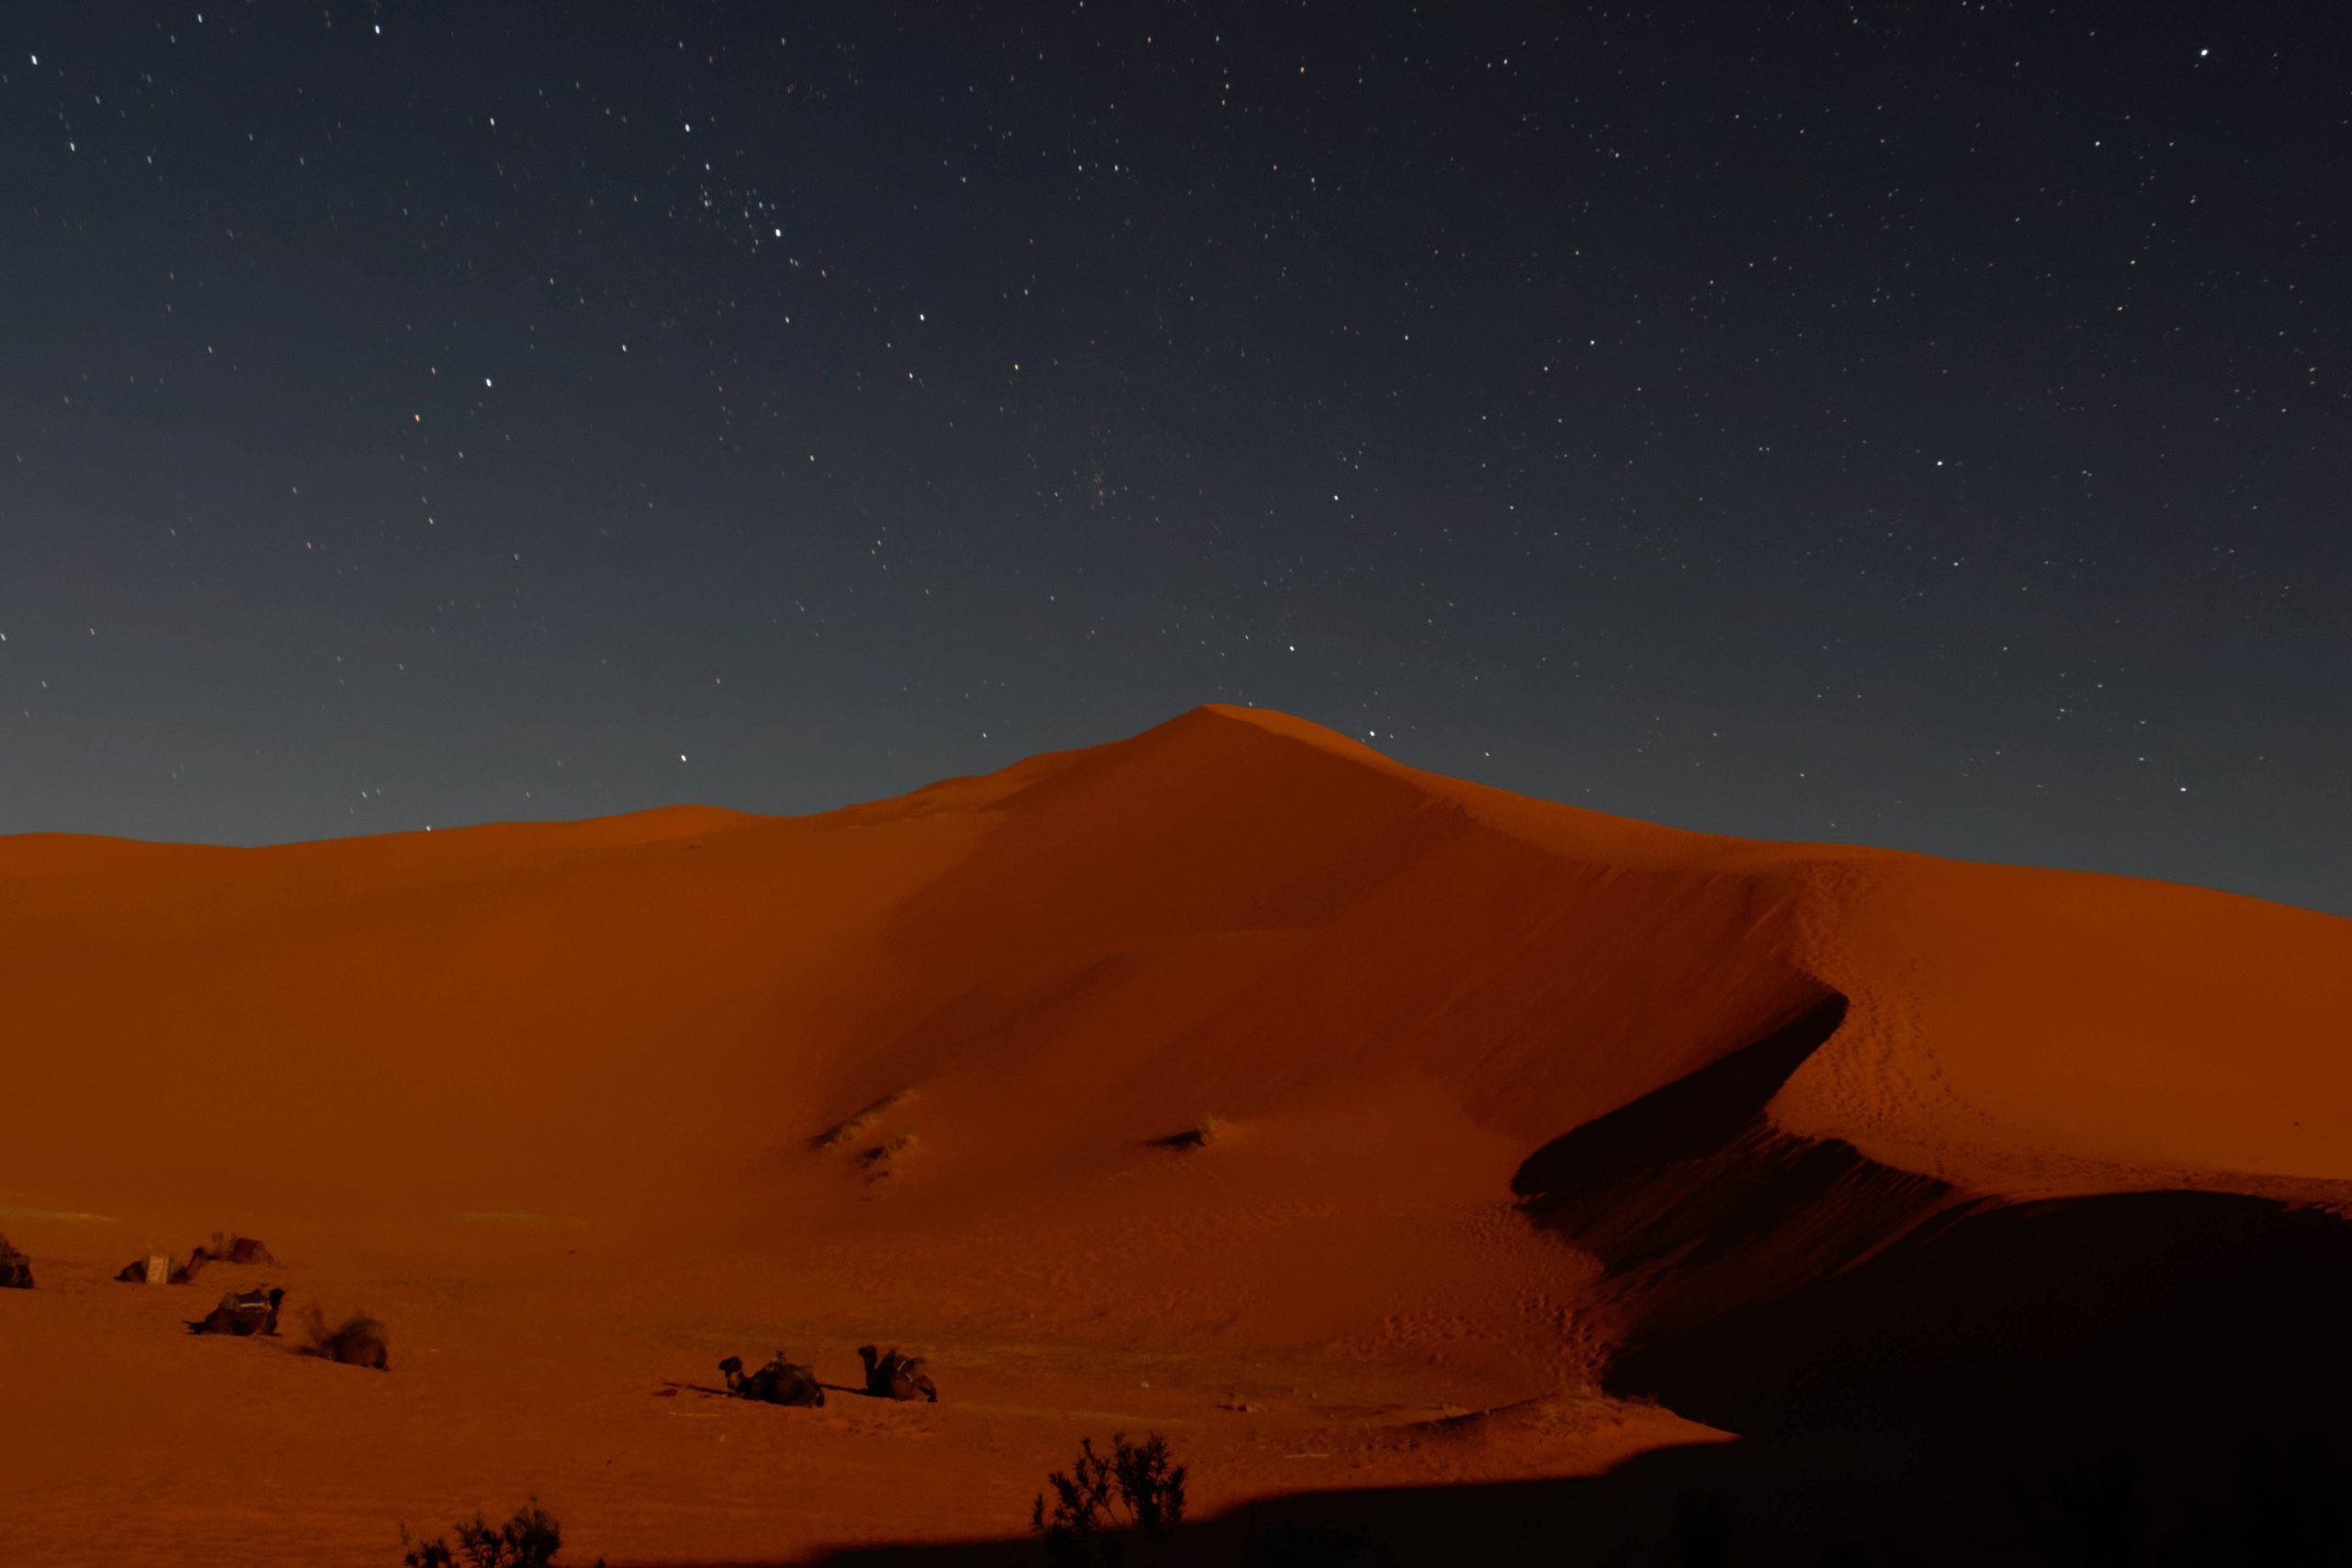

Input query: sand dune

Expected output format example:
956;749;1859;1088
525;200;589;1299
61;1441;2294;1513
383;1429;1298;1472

3;705;2346;1564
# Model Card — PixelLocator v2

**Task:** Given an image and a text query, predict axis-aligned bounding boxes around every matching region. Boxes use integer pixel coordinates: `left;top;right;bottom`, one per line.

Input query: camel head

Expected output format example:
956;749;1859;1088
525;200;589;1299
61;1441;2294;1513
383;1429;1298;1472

857;1344;879;1370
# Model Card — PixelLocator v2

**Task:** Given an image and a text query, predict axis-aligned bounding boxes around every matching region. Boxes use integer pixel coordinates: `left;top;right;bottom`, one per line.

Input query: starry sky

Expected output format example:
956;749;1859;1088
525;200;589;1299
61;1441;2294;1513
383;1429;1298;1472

2;3;2346;914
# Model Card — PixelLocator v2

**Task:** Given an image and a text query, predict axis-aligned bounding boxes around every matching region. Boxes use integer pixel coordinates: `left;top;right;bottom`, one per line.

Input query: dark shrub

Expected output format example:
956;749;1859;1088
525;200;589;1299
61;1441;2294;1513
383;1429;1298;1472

1030;1432;1187;1565
401;1499;563;1568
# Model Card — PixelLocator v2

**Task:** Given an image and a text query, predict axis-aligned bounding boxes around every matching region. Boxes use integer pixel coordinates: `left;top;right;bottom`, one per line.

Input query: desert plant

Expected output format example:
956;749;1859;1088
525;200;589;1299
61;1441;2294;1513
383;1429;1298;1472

401;1499;562;1568
1030;1432;1187;1565
301;1303;391;1369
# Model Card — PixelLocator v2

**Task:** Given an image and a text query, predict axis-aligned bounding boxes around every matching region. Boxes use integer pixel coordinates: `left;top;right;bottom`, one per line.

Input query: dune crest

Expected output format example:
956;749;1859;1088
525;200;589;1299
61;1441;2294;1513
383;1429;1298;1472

5;700;2345;1294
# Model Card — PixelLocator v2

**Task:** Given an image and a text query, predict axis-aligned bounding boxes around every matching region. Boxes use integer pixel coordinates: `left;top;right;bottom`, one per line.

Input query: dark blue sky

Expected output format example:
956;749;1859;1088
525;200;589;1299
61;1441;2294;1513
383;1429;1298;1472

1;2;2345;913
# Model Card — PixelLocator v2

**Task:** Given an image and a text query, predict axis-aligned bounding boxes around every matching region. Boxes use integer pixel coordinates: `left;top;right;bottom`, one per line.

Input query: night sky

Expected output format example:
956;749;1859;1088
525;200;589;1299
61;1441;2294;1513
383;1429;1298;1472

3;3;2345;913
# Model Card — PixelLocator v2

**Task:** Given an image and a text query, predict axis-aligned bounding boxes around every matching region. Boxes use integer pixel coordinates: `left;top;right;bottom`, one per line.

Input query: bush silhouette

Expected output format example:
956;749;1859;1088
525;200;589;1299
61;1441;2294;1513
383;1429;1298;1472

1030;1432;1187;1565
401;1499;564;1568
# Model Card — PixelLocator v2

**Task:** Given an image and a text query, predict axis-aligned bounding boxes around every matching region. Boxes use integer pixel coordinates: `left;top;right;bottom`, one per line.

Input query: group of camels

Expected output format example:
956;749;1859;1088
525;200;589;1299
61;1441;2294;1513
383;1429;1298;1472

0;1227;394;1370
6;1230;940;1399
716;1344;941;1407
129;1235;390;1369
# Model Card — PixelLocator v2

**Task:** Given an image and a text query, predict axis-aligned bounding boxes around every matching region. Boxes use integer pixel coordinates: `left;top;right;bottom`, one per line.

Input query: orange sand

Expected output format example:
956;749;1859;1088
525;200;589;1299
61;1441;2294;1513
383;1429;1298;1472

2;705;2346;1564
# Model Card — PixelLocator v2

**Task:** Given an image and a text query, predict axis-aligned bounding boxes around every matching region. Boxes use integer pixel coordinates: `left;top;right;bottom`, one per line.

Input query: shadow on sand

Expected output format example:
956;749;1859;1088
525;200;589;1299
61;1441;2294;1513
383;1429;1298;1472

648;993;2352;1565
640;1188;2352;1567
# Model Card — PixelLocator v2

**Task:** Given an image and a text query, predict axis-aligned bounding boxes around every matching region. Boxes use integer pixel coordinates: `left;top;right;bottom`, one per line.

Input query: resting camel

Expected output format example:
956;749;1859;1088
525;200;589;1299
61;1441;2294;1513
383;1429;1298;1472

187;1286;284;1337
0;1234;30;1290
300;1306;390;1371
857;1344;939;1402
718;1352;825;1406
116;1234;277;1284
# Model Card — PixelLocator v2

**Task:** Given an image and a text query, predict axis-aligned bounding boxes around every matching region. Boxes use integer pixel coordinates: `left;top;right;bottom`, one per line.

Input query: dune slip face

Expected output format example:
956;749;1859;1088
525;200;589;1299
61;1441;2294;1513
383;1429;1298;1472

3;705;2347;1565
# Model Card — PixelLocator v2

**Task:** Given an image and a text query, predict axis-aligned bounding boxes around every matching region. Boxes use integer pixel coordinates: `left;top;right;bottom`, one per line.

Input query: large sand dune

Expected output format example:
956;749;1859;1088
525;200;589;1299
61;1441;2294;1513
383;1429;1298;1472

4;705;2347;1564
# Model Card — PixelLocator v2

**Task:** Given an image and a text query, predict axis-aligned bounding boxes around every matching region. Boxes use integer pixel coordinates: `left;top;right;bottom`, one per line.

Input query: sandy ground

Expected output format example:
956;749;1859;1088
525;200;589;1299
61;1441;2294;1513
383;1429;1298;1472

4;705;2346;1564
1;1192;1707;1565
